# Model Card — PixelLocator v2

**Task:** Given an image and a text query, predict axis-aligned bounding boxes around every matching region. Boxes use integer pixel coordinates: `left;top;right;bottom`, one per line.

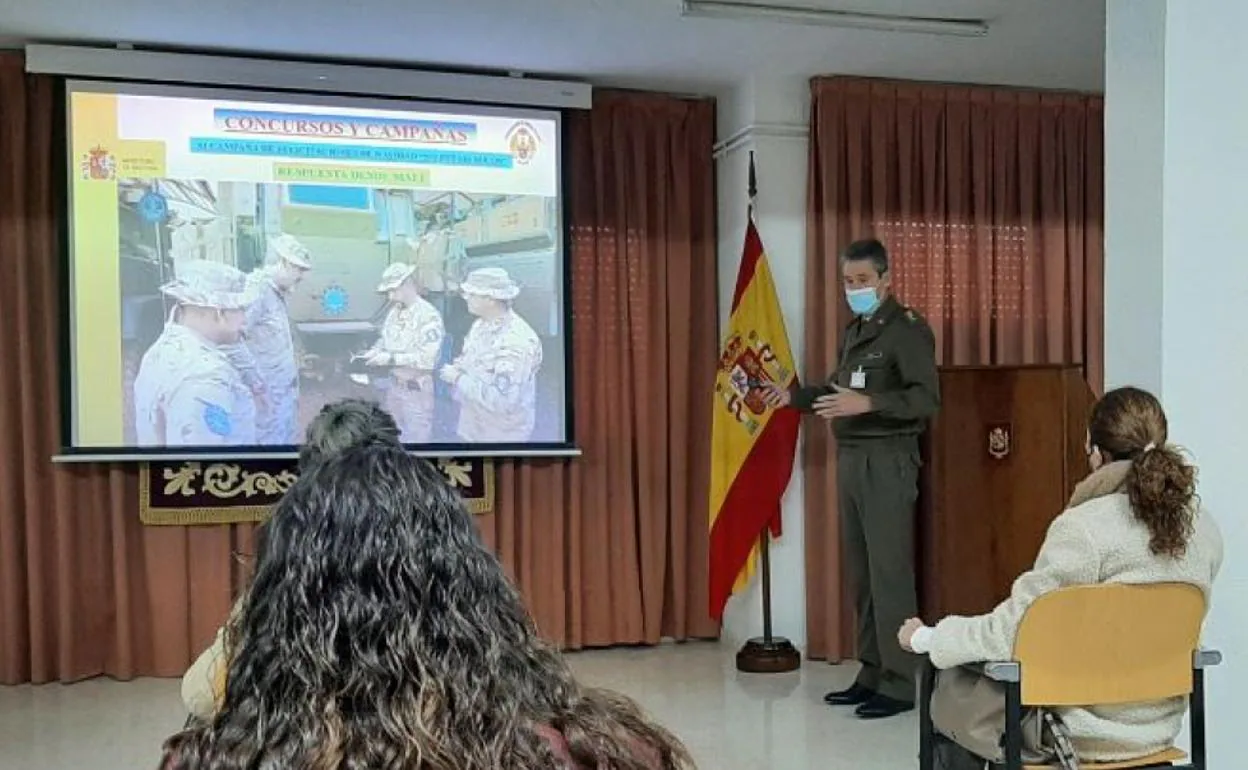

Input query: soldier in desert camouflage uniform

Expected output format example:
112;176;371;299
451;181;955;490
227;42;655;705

230;234;312;445
133;260;257;447
360;262;446;443
409;203;471;350
410;204;467;301
439;268;543;443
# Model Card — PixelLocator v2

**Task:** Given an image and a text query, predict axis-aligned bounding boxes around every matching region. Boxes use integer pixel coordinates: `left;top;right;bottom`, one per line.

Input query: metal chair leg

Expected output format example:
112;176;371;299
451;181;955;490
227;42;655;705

1003;680;1023;770
1191;667;1207;770
919;658;937;769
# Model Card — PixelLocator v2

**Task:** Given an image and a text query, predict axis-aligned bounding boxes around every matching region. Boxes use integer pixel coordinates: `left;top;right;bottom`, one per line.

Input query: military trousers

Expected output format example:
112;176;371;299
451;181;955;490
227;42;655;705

256;378;299;446
384;377;435;444
837;437;921;702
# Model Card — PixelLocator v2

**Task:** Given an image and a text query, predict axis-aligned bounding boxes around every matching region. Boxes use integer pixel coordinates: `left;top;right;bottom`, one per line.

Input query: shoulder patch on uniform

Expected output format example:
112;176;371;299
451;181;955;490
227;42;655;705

424;327;441;343
202;402;232;437
493;372;513;392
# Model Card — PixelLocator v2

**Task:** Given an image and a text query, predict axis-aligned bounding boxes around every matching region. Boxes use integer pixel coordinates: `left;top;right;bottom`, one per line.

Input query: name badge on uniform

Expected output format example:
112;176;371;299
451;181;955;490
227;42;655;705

850;366;866;390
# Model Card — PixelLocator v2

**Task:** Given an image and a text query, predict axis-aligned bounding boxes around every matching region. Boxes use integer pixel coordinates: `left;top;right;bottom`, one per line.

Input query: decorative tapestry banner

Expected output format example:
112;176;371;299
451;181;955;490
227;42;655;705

140;458;495;525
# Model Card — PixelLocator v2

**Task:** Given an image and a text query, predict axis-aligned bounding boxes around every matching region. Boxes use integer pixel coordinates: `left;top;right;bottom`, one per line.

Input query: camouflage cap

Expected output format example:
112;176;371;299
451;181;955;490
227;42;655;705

267;233;312;269
161;260;252;310
460;267;520;301
376;262;418;293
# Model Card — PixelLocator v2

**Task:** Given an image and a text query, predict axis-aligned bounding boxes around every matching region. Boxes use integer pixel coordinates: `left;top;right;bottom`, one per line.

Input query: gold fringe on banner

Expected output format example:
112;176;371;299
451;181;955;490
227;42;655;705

139;458;495;526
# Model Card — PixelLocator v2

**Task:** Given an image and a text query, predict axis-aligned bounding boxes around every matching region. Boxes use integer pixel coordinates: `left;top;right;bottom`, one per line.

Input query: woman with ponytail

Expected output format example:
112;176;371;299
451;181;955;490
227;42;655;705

898;386;1223;768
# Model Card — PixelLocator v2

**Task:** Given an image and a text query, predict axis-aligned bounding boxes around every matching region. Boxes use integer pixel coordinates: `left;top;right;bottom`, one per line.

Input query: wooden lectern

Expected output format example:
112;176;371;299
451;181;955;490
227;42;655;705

918;365;1095;620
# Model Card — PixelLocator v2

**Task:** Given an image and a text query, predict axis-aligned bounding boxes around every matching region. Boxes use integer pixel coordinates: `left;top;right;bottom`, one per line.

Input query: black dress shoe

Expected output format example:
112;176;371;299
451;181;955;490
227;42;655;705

823;682;875;706
854;694;915;720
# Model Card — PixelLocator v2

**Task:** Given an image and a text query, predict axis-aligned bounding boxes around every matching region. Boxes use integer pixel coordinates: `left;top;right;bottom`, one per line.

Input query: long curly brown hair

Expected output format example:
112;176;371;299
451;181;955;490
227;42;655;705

159;444;692;770
1089;386;1198;558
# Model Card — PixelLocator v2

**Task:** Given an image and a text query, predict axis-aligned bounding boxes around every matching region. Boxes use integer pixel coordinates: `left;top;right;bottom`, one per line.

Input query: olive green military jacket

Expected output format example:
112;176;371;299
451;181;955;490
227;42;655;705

793;295;939;444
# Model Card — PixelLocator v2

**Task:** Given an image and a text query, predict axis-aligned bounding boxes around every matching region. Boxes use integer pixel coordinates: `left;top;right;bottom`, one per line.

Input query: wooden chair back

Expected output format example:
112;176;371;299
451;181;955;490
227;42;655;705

1013;582;1205;706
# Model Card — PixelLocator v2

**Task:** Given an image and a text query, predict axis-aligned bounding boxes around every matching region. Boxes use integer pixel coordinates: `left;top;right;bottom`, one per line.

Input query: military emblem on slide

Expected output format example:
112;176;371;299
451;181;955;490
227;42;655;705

988;423;1012;460
715;331;791;436
506;121;539;165
80;146;116;181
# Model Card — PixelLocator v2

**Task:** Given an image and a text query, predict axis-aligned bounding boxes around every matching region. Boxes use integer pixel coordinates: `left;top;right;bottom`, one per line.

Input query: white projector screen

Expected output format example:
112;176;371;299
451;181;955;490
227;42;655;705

63;80;571;458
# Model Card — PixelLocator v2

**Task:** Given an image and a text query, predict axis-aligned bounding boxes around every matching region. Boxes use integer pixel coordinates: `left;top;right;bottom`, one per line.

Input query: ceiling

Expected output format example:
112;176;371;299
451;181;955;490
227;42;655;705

0;0;1106;95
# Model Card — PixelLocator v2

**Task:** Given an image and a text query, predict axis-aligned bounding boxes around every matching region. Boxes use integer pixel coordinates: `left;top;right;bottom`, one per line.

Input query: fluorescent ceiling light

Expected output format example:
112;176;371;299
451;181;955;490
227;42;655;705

680;1;990;38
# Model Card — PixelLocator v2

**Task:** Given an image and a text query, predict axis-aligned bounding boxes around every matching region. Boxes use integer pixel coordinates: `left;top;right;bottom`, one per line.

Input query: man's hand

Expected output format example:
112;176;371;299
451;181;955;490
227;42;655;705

757;381;791;408
439;364;462;385
813;384;872;420
898;617;924;653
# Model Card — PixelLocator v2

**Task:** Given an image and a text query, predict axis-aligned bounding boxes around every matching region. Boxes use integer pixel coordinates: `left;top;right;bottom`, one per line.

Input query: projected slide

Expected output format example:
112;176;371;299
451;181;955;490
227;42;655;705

66;82;567;454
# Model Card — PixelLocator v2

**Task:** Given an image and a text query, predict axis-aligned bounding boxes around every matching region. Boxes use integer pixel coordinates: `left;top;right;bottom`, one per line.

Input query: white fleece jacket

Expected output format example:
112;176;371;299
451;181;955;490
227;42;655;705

925;460;1224;762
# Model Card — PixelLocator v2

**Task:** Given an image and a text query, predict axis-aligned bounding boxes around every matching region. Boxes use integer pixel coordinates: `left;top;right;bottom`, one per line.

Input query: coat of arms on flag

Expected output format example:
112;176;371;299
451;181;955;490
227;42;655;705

716;330;794;435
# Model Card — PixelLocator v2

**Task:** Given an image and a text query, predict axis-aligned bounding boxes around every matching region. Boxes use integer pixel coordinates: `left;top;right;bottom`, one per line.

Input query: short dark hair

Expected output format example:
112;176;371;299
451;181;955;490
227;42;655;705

840;239;889;276
297;399;402;470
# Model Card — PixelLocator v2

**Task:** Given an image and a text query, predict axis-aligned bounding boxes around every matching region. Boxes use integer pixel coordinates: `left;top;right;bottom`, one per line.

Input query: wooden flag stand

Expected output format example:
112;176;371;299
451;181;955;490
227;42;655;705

731;153;800;674
735;531;802;673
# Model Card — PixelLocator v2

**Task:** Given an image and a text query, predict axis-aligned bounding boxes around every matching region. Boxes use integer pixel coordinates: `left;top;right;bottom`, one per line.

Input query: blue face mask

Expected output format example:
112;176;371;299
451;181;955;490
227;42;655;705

846;287;881;316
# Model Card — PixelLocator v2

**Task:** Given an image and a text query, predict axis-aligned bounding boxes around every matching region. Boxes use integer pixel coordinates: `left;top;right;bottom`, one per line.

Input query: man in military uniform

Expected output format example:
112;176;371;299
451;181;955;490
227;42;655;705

439;267;543;443
360;262;446;443
409;203;470;344
410;204;467;299
763;238;939;719
133;260;258;447
230;234;312;445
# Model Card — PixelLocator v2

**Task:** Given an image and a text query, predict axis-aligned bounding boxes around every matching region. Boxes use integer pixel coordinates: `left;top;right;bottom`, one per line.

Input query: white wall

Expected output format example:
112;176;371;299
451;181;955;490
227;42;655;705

1106;0;1247;764
1158;1;1248;765
715;75;812;652
1103;0;1166;393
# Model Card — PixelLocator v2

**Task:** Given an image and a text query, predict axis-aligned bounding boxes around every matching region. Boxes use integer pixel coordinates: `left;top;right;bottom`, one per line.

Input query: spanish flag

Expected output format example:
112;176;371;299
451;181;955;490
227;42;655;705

708;217;801;621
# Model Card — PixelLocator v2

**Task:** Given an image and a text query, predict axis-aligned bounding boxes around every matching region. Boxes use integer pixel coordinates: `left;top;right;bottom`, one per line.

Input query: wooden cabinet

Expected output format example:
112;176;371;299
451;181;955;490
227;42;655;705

918;365;1095;620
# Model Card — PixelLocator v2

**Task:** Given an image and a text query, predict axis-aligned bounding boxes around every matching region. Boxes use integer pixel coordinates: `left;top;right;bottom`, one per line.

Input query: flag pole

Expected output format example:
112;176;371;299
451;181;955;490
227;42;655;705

736;151;801;674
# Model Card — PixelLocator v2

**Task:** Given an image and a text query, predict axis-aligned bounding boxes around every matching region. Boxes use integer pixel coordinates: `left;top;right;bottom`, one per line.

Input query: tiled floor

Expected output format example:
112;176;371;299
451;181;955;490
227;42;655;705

0;642;917;770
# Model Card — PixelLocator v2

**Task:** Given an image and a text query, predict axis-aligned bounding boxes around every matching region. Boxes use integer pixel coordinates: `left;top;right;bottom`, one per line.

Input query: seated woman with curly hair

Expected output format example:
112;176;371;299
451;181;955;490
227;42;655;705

180;398;407;722
159;443;690;770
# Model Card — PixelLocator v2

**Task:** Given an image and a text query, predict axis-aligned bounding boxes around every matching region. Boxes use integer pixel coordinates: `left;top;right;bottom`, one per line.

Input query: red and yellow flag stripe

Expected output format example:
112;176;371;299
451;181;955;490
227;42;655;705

708;220;800;621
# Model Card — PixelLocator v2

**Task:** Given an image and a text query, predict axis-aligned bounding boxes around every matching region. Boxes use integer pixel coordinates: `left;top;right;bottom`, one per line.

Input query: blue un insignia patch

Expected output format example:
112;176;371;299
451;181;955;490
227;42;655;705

202;403;232;437
322;285;349;316
493;372;512;392
138;191;168;223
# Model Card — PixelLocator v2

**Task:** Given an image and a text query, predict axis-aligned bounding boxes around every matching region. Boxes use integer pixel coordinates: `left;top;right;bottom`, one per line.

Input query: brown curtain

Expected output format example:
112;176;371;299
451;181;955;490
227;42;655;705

0;53;255;685
475;91;720;648
802;76;1103;662
0;56;717;685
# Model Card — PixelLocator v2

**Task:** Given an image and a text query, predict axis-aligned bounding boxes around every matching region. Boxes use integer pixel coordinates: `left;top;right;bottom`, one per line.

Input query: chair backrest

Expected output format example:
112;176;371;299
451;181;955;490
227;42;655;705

1013;582;1205;706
